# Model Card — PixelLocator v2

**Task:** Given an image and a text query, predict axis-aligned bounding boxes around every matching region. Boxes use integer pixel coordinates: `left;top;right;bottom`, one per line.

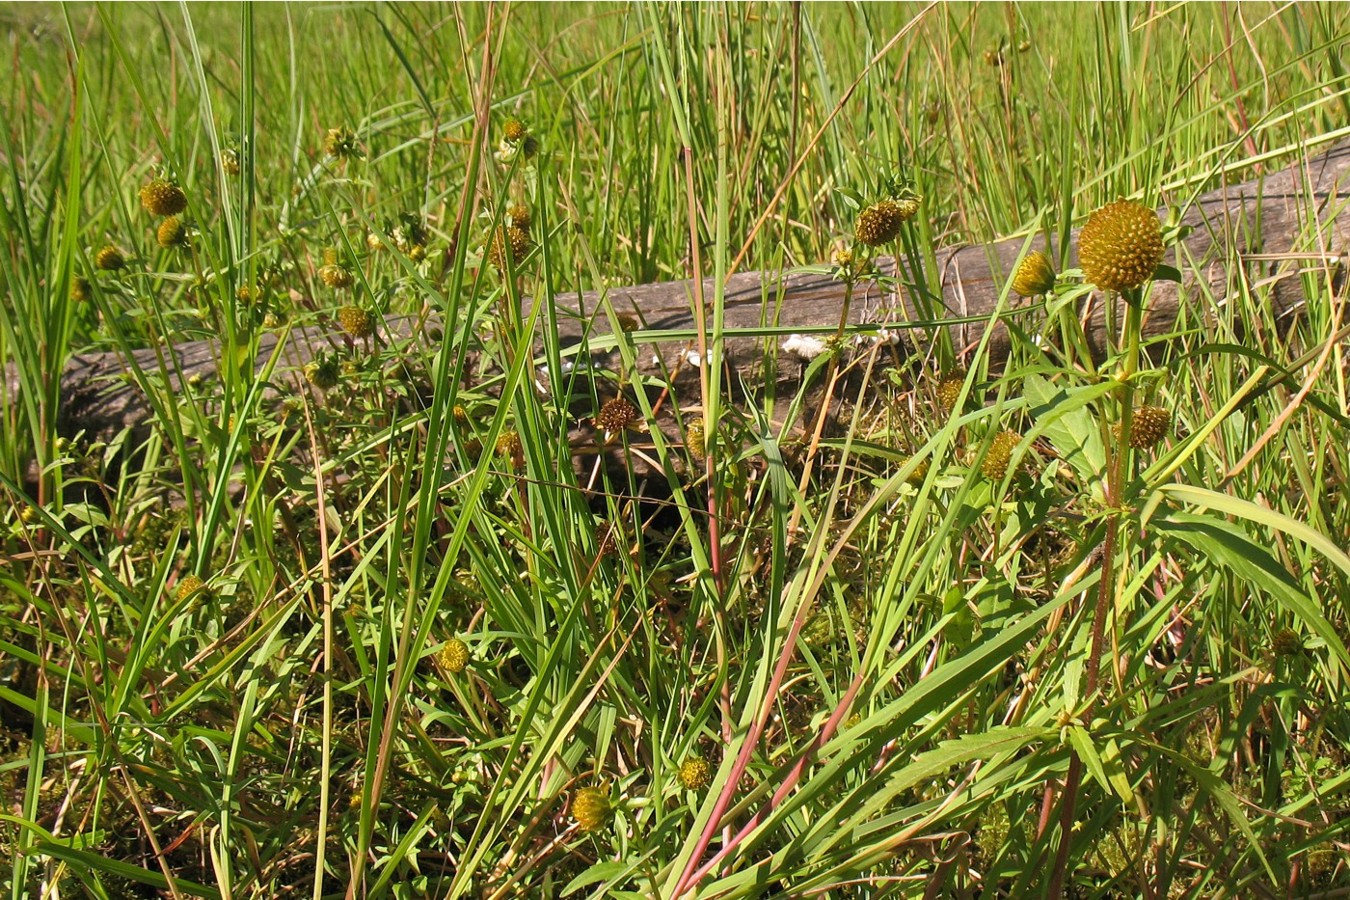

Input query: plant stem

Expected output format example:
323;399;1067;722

1047;289;1141;894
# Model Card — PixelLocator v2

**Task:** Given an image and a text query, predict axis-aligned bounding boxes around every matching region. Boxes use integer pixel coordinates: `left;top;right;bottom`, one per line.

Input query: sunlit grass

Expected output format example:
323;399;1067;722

1;2;1349;897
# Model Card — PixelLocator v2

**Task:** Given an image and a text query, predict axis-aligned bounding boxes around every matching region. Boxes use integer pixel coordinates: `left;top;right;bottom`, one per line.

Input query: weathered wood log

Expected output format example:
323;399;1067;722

19;139;1350;446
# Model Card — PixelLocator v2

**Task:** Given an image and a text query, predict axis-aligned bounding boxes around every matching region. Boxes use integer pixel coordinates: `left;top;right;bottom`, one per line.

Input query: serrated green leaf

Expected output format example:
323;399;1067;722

1023;373;1111;490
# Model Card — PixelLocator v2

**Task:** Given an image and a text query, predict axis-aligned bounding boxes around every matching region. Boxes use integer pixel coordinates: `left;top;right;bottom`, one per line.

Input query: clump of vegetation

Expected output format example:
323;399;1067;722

2;4;1349;898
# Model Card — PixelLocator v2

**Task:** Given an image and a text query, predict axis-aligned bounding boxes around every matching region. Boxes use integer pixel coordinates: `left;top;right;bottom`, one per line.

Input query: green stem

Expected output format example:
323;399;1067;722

1047;287;1142;893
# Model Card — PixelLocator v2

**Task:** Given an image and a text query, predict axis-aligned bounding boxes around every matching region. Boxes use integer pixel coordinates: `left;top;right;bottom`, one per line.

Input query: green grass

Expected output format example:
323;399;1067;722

2;2;1350;896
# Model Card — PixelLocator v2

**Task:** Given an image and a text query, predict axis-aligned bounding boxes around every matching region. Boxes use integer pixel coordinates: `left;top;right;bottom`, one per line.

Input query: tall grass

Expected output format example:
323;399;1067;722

2;2;1349;897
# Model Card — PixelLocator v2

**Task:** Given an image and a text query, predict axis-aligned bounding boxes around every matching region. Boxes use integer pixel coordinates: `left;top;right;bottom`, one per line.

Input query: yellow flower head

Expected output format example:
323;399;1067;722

1079;200;1164;293
571;785;612;832
96;245;126;271
978;430;1022;480
337;305;375;339
140;177;187;217
1012;250;1056;297
437;638;470;675
157;216;188;249
854;200;906;247
1119;405;1171;449
677;757;712;791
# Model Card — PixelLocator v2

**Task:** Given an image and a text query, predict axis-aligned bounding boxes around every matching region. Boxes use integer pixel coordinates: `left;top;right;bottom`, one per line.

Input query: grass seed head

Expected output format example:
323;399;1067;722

571;785;612;832
677;757;712;791
337;305;375;339
140;177;187;217
1012;250;1056;296
1079;199;1165;293
95;245;126;271
854;200;906;246
157;216;188;249
437;638;470;675
979;430;1022;480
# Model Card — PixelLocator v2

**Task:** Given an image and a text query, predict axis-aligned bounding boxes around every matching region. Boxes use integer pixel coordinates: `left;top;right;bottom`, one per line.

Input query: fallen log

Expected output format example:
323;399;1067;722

19;138;1350;447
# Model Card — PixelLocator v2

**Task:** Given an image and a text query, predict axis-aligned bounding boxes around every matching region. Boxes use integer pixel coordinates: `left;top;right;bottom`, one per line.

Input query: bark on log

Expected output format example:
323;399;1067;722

18;139;1350;446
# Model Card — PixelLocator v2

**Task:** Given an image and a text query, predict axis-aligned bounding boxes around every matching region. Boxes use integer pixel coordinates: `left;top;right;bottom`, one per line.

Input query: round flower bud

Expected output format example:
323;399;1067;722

854;200;905;247
595;396;639;434
571;785;611;832
324;127;361;160
685;417;707;462
140;177;187;217
304;356;340;390
220;147;240;176
978;430;1022;480
70;276;92;303
487;226;531;270
392;213;428;256
437;637;470;675
157;216;188;249
594;521;618;559
903;455;930;485
319;248;354;288
95;245;126;271
935;370;967;413
1122;405;1171;449
175;574;211;603
263;310;288;330
1078;199;1165;294
677;757;712;791
1012;250;1056;297
507;204;531;233
337;305;375;339
1271;629;1303;658
495;429;523;462
503;118;529;143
